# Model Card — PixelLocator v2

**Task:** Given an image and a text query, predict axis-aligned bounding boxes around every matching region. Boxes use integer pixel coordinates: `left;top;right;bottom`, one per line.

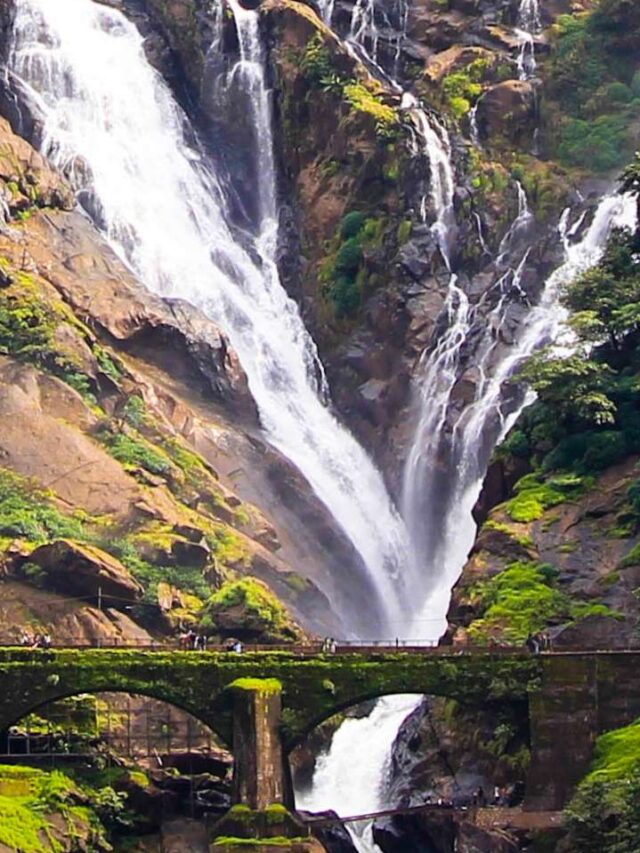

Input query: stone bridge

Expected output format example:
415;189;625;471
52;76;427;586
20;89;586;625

0;648;637;811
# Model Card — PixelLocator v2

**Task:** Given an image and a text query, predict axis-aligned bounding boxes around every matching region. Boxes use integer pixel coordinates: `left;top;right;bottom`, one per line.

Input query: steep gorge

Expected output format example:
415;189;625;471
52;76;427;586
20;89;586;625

0;0;637;850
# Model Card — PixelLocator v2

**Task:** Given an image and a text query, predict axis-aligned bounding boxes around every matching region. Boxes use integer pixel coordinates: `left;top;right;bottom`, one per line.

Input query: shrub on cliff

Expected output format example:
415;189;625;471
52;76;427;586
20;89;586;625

200;578;303;643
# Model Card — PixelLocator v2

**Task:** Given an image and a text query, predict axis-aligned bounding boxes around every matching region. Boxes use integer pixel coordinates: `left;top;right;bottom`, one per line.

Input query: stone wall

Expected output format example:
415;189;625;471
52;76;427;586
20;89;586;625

526;653;640;810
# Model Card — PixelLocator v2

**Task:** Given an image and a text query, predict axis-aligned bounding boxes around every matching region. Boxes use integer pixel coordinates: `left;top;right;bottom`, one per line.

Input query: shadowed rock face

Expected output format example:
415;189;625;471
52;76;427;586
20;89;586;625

25;540;145;606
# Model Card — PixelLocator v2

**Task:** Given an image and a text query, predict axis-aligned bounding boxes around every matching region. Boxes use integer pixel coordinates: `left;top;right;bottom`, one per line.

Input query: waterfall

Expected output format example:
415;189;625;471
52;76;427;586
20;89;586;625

515;0;541;80
468;103;481;148
496;181;534;265
410;190;638;638
295;695;421;853
8;0;414;636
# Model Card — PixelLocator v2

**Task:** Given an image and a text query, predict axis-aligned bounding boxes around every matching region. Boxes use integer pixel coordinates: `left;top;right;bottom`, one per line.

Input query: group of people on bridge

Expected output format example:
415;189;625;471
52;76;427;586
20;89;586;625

178;630;243;653
525;632;551;654
20;630;52;649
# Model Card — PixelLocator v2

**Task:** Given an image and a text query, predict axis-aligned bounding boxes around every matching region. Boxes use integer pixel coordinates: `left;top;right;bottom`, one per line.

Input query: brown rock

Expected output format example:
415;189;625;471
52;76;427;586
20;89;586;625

476;80;536;143
0;359;143;518
424;45;494;84
27;540;143;606
0;117;75;213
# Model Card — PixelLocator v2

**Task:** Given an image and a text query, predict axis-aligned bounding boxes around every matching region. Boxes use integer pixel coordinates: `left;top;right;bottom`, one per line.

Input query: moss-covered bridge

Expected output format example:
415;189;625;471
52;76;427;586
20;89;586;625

0;648;638;810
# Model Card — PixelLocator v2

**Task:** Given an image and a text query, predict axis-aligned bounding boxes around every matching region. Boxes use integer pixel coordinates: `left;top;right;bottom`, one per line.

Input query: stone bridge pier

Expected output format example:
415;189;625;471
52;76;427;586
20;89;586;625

231;678;285;808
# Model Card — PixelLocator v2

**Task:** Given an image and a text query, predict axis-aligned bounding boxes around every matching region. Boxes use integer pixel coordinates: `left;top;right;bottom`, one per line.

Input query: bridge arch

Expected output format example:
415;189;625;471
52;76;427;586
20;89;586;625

0;649;238;746
2;687;231;751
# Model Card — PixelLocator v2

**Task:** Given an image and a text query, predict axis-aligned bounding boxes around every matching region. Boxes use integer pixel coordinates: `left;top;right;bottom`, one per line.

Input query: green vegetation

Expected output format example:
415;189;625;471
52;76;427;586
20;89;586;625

300;34;400;139
0;765;112;852
0;267;98;401
544;1;640;172
229;677;282;694
321;210;388;317
565;718;640;852
0;467;87;545
467;149;510;207
201;578;300;641
467;561;619;644
510;156;572;221
441;60;486;120
504;473;591;522
97;425;172;477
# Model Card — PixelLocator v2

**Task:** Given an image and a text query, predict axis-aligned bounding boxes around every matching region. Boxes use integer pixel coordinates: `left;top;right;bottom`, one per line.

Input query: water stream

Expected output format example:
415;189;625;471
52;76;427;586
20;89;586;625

515;0;541;80
296;696;421;853
8;0;413;636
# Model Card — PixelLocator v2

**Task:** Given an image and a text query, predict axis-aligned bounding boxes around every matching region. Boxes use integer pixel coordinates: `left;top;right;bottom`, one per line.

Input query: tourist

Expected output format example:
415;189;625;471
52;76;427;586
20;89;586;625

20;630;32;647
476;786;486;807
493;785;501;805
233;640;243;654
42;633;52;649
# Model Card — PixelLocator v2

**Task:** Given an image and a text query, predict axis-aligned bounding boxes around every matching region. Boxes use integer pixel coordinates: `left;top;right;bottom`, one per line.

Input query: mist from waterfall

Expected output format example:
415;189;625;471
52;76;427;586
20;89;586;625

8;0;414;637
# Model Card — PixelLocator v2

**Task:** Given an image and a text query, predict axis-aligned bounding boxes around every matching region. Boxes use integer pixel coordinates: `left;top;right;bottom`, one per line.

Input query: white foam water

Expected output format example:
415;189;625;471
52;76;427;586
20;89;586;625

9;0;413;635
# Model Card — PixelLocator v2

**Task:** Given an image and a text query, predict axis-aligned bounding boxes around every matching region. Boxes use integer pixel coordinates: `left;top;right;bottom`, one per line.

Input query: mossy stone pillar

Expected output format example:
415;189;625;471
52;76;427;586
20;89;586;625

230;678;284;809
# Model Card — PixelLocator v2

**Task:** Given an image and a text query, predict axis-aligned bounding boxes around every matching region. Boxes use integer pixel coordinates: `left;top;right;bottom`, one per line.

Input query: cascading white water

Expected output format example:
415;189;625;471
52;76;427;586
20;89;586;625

406;100;456;266
296;696;421;853
515;0;541;80
468;103;481;148
410;190;638;638
497;180;534;265
9;0;413;635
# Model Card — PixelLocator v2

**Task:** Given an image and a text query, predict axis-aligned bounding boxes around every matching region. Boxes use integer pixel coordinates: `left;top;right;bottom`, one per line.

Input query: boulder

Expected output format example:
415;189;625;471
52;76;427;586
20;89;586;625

424;45;494;85
26;540;143;606
136;532;210;569
296;812;359;853
200;577;305;643
476;81;536;144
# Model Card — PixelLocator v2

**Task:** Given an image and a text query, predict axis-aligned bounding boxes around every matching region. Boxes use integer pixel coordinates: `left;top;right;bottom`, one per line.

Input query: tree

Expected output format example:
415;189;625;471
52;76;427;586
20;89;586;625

619;151;640;232
562;228;640;350
517;351;616;427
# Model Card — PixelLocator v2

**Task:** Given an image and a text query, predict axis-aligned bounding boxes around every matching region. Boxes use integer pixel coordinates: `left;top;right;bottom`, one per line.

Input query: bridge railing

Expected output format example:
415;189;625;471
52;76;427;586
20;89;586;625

0;637;529;653
0;637;637;654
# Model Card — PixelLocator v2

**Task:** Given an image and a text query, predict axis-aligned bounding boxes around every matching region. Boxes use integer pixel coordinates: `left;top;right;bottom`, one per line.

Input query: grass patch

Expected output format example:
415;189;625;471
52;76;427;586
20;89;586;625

98;428;172;477
0;467;87;544
467;561;619;644
505;473;590;522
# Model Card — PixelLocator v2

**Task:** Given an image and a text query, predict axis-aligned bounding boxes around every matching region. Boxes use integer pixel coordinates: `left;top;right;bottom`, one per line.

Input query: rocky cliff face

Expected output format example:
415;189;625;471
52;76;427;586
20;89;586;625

0;108;363;644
